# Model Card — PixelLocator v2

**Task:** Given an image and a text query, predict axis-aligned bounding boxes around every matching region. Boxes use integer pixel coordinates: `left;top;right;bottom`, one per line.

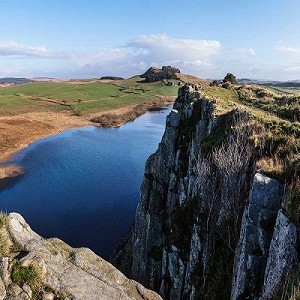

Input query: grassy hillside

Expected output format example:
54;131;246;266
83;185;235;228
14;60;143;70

201;83;300;185
268;86;300;95
0;77;179;116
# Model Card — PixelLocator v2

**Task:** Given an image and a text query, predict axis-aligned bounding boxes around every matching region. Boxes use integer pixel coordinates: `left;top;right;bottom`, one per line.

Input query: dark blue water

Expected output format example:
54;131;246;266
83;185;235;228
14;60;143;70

0;107;170;258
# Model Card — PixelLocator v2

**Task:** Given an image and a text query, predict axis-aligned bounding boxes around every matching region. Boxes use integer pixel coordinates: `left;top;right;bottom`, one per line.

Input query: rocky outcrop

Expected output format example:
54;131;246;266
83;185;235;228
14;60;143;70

0;213;161;300
231;173;284;299
0;165;23;190
141;66;180;82
112;84;257;298
112;84;298;299
262;211;298;299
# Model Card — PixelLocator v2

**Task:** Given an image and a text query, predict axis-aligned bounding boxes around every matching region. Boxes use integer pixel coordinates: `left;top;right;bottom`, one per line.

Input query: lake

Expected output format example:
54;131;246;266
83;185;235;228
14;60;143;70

0;106;171;258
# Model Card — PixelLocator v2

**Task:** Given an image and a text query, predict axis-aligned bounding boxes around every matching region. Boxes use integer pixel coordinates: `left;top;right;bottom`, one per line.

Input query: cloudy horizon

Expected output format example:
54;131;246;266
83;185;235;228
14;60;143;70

1;1;300;80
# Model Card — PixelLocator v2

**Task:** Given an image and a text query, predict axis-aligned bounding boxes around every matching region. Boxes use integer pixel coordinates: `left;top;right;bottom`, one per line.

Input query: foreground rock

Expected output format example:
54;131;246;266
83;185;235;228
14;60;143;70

0;213;161;300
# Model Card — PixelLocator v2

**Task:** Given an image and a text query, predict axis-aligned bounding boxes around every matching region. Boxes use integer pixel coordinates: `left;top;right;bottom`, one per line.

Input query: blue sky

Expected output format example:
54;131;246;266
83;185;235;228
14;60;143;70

1;0;300;80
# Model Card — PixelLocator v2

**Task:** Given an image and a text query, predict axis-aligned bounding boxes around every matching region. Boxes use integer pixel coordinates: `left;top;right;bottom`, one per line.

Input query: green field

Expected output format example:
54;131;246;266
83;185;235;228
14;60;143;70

0;77;179;116
266;86;300;95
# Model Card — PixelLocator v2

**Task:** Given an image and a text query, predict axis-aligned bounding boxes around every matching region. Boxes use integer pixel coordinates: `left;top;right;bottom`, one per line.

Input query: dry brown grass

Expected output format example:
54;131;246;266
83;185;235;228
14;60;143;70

90;99;173;127
0;111;92;162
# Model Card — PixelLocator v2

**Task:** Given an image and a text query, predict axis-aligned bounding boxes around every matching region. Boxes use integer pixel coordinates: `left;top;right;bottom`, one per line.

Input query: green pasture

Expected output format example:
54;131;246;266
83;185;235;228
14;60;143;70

0;78;178;115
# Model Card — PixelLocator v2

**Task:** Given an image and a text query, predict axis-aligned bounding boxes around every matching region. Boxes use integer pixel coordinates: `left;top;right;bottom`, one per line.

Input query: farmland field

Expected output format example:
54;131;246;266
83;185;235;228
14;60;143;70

0;77;179;116
266;86;300;95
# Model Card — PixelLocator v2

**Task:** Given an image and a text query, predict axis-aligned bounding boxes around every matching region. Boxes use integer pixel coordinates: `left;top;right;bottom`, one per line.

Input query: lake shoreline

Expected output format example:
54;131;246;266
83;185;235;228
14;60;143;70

0;99;174;190
0;165;24;190
0;98;175;164
0;104;172;256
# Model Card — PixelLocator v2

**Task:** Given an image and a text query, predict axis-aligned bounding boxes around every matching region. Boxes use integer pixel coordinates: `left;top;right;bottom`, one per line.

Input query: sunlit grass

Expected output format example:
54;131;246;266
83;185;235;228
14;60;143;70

0;79;178;116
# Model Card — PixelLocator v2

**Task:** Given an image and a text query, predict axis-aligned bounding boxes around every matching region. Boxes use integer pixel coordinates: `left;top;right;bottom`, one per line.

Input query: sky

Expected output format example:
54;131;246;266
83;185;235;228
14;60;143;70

1;0;300;80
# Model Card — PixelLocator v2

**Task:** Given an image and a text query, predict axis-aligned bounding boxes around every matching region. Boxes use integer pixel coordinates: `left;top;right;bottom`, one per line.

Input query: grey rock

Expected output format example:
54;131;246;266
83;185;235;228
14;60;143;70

250;173;283;210
167;246;185;300
18;291;31;300
231;174;285;300
4;213;162;300
262;211;297;299
0;277;6;300
22;284;32;298
42;292;55;300
184;102;194;119
0;257;10;285
141;66;180;82
7;283;23;297
168;109;181;127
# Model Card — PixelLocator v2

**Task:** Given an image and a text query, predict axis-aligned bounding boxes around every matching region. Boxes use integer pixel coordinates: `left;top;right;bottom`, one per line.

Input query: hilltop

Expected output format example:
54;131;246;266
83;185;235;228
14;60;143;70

141;66;180;82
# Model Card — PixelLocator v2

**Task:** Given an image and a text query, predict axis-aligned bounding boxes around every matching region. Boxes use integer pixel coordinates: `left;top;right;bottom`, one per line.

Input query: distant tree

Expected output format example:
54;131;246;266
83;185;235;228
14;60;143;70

223;73;238;85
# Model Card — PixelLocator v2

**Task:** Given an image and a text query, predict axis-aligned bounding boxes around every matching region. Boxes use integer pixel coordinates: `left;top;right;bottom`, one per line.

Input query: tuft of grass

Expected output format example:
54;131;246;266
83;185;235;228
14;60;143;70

284;179;300;228
11;260;42;291
0;211;8;228
237;85;300;122
0;234;10;257
200;112;231;153
271;267;300;300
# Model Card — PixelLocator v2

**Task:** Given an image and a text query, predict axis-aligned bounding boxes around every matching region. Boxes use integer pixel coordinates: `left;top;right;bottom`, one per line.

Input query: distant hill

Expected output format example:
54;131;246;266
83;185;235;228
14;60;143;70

264;81;300;88
238;78;300;87
0;77;32;85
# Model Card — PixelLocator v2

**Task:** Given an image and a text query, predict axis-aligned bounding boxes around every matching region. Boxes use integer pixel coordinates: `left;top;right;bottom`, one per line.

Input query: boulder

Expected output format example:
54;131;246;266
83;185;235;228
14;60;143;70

2;213;162;300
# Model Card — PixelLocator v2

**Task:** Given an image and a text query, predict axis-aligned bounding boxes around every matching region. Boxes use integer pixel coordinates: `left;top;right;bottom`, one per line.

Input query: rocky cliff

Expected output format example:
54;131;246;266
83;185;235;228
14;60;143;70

111;84;299;299
0;213;162;300
141;66;180;82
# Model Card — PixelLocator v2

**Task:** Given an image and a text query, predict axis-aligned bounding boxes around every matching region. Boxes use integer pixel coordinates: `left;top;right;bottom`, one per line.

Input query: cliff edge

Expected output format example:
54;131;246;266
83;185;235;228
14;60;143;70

111;84;299;299
0;213;161;300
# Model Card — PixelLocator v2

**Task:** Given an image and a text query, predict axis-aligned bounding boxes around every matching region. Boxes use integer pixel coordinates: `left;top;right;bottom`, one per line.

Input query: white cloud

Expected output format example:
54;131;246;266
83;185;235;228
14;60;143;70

284;65;300;72
276;46;300;55
129;34;221;62
0;65;24;77
0;40;65;58
72;34;222;77
2;36;300;80
235;47;256;56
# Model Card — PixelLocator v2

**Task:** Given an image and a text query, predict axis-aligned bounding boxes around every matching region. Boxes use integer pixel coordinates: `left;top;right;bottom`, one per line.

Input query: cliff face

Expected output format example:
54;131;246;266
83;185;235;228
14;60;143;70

0;213;162;300
111;84;298;299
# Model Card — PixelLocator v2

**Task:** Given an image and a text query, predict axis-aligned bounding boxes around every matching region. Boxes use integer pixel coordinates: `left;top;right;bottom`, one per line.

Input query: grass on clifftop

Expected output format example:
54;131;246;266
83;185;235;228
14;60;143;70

202;84;300;183
0;77;178;116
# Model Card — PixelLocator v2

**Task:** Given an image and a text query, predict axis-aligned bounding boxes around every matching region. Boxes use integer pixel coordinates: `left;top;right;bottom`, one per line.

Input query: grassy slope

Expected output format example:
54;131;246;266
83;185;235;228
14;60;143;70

202;84;300;182
268;86;300;95
0;77;179;116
